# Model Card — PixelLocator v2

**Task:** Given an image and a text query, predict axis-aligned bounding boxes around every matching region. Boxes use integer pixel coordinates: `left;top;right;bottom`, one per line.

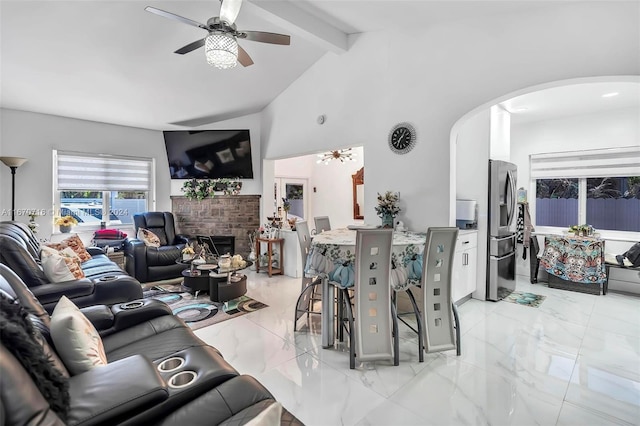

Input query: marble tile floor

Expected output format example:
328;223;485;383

194;272;640;425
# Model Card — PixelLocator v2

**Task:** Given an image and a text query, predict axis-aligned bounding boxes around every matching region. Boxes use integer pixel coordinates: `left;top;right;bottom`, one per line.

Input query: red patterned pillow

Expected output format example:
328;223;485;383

45;235;92;263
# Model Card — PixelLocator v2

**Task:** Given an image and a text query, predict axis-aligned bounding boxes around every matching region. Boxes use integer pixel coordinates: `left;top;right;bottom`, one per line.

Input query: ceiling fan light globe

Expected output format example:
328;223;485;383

205;32;238;69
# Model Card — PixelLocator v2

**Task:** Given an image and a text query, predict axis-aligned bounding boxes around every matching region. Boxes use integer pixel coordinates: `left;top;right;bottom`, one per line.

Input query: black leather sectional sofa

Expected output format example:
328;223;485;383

0;221;142;313
0;264;302;425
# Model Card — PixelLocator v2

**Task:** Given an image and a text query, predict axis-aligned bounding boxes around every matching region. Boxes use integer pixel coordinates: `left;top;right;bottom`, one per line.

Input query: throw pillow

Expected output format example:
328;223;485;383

245;402;282;426
0;294;70;422
45;234;92;263
138;228;161;247
41;246;85;282
49;296;108;375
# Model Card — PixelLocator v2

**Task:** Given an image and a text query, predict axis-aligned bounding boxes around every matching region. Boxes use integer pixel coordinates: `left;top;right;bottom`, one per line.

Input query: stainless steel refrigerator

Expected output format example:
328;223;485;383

486;159;517;301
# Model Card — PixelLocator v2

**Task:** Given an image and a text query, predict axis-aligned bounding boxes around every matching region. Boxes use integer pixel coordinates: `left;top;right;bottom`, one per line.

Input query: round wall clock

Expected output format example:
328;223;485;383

388;122;417;154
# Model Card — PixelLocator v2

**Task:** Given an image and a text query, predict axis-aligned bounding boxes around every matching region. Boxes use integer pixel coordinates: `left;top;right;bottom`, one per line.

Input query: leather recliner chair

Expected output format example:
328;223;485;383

0;221;142;313
0;264;303;425
124;212;189;283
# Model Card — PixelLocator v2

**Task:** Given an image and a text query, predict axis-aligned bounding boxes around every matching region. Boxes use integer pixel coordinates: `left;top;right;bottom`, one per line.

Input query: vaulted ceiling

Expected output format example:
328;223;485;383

1;1;634;130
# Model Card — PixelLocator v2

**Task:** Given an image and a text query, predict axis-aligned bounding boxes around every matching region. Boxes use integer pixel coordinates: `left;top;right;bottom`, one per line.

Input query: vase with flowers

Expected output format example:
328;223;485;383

54;215;78;233
28;212;40;234
281;198;291;229
375;191;401;228
181;243;195;261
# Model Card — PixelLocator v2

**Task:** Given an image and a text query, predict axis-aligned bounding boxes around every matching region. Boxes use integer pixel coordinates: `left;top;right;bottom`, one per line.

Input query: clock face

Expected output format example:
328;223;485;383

388;123;416;154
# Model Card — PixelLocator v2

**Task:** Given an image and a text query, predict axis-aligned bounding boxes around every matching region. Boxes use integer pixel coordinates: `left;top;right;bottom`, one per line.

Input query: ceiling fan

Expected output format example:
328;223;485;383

145;0;290;69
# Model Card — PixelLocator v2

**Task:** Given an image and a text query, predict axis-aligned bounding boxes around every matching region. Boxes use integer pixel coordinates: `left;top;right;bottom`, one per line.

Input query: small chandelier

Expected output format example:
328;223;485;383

205;32;238;69
316;149;356;165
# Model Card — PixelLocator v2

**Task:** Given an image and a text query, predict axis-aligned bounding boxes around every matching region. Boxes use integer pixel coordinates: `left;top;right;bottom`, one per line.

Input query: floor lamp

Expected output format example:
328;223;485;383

0;156;28;221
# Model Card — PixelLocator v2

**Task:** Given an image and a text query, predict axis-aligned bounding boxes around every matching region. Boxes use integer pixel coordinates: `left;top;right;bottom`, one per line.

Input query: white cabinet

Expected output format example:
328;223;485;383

281;230;302;278
452;230;478;304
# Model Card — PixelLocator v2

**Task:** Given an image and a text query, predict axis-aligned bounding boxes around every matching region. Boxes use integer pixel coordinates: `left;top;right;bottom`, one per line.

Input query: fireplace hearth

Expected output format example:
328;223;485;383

171;195;260;259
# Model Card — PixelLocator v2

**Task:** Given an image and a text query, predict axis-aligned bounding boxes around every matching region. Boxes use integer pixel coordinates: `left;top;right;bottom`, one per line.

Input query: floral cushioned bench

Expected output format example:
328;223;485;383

539;235;607;295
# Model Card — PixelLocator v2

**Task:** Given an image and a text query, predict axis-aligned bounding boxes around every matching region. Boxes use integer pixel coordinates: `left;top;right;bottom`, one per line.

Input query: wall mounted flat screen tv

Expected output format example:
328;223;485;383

163;129;254;179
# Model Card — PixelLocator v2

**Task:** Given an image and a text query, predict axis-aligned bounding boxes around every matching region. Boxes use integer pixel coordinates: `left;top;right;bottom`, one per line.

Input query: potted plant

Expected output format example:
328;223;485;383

375;191;401;228
54;215;78;233
181;178;214;200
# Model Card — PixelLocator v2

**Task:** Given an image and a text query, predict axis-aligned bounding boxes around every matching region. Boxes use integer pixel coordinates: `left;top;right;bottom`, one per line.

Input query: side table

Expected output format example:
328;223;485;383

107;250;125;270
256;237;284;277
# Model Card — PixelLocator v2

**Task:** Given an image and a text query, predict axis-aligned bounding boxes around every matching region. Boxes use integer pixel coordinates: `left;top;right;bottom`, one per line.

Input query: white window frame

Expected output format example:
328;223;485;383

530;147;640;241
52;150;156;232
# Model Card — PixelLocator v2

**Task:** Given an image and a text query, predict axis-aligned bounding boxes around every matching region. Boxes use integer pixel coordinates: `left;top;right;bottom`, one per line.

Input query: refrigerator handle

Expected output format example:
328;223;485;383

490;234;517;242
493;251;516;261
506;170;516;226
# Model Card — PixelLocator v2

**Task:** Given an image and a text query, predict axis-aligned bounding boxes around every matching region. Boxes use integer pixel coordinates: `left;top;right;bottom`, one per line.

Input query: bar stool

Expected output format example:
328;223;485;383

338;228;399;369
293;221;323;330
420;227;461;356
313;216;331;234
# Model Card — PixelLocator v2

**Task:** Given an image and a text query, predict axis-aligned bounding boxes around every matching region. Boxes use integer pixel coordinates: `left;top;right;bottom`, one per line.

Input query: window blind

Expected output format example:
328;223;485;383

530;146;640;179
56;151;152;191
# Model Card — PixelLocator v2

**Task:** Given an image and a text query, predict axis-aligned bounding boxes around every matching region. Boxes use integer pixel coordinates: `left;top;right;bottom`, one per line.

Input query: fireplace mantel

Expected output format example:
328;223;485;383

171;195;260;258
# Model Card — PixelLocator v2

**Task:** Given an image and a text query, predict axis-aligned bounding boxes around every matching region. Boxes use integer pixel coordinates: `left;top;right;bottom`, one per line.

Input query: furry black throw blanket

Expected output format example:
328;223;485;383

0;294;70;422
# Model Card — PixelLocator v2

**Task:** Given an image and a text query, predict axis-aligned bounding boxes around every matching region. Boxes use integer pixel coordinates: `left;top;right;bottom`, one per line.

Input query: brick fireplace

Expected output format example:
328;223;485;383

171;195;261;258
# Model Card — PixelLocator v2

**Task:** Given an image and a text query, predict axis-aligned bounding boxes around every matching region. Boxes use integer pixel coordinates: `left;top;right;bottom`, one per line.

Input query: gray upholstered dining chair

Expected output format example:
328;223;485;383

339;228;399;369
313;216;331;234
420;227;461;355
293;221;323;331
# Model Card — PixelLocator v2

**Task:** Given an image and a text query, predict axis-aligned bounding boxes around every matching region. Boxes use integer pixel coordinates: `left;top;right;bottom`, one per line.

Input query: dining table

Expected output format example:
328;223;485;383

303;227;427;348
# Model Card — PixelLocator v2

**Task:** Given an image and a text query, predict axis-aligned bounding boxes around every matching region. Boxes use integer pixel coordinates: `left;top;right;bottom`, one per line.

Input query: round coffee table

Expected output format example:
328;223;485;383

209;261;253;303
181;269;212;295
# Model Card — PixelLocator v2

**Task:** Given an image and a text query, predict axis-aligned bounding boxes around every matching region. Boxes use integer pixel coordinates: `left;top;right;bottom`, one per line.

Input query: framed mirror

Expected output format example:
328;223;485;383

352;167;364;220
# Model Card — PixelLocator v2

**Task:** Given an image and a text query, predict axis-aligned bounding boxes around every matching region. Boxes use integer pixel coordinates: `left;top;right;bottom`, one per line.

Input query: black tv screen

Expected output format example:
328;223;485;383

163;129;254;179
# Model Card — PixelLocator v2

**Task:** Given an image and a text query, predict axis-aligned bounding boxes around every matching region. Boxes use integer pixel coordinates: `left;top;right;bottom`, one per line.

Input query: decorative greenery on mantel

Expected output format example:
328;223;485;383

181;178;242;200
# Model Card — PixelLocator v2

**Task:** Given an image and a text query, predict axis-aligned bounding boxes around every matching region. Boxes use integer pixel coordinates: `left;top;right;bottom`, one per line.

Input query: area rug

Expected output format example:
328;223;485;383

143;284;268;331
500;290;546;308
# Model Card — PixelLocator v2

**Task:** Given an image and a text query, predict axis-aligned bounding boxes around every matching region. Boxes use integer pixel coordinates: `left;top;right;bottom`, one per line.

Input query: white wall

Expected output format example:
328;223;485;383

456;109;491;300
260;2;639;233
490;106;511;161
511;106;640;201
273;146;364;228
511;105;640;272
0;109;263;238
0;108;169;237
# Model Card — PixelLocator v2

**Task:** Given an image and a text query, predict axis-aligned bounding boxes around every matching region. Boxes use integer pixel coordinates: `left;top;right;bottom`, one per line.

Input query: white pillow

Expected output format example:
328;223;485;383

245;402;282;426
50;296;108;375
41;246;85;282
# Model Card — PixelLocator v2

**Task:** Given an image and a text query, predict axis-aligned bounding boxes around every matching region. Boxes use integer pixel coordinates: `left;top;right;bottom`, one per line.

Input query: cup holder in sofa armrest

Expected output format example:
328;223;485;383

168;371;198;389
119;301;145;310
111;299;173;331
158;357;186;373
99;275;119;282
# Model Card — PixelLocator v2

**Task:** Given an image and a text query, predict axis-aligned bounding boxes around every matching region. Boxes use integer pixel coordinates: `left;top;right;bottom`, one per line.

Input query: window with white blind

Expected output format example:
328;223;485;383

531;147;640;232
54;151;154;228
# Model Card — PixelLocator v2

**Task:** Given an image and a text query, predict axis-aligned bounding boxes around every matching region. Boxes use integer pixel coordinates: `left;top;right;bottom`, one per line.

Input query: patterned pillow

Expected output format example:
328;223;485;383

137;228;161;247
49;296;108;375
45;235;92;263
41;246;85;282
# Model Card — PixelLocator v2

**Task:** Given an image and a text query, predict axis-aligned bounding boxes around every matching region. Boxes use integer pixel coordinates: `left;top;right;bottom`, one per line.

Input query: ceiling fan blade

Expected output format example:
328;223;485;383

237;45;254;67
219;0;243;25
174;38;205;55
240;31;290;45
145;6;208;30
